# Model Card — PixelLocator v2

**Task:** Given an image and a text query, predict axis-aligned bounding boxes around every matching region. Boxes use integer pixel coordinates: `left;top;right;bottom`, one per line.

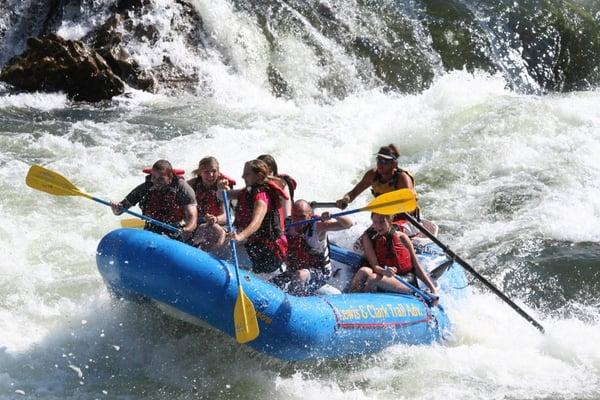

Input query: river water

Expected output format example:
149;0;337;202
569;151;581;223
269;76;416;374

1;0;599;399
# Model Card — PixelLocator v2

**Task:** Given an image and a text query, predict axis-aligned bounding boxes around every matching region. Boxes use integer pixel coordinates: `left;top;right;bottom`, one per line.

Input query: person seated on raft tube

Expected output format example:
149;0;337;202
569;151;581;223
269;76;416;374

349;212;438;297
335;144;423;233
219;159;288;274
274;199;353;295
110;159;198;241
187;156;236;251
257;154;297;219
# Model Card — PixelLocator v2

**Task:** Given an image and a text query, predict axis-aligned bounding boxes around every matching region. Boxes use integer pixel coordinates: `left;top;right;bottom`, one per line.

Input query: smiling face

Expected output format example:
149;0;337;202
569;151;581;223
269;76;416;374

370;213;392;235
199;161;219;186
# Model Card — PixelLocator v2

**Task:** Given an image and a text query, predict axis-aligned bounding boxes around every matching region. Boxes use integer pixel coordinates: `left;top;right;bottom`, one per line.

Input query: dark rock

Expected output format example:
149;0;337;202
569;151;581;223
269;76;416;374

88;14;157;92
267;64;293;98
0;34;124;101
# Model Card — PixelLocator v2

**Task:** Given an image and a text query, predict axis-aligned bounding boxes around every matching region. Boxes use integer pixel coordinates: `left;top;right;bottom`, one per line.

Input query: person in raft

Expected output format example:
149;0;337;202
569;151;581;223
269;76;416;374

110;159;198;241
335;144;431;238
219;159;288;274
257;154;297;219
274;199;353;295
187;156;236;251
349;212;438;296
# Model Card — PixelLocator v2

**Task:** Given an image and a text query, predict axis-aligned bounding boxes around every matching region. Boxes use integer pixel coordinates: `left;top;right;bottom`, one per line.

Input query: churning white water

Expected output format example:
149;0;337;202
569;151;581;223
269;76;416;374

1;0;600;397
1;70;599;399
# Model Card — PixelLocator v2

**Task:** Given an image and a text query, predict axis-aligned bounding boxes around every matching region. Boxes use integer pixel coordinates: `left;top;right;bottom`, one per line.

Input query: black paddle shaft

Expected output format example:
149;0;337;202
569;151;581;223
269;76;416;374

402;213;546;334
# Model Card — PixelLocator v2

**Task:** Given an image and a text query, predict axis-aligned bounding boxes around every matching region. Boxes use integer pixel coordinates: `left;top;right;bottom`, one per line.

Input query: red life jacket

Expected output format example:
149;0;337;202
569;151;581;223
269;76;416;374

278;173;297;202
286;217;329;272
371;226;412;275
191;173;236;217
234;181;288;259
139;176;185;225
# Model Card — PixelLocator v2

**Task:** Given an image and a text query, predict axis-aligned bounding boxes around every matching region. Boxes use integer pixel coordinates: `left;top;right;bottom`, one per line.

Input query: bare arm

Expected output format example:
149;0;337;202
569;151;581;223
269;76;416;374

182;204;198;234
397;232;437;293
397;171;414;190
316;214;353;239
234;199;268;241
361;232;387;276
336;169;375;209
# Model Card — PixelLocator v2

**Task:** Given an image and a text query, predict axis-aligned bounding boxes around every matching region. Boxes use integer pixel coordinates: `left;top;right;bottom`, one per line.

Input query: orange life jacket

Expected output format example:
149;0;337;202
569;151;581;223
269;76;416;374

371;168;415;197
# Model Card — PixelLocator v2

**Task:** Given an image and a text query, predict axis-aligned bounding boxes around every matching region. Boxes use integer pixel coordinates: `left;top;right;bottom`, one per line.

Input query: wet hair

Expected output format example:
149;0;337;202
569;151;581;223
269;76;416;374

152;159;174;175
192;156;220;176
257;154;278;176
245;159;270;182
376;144;399;160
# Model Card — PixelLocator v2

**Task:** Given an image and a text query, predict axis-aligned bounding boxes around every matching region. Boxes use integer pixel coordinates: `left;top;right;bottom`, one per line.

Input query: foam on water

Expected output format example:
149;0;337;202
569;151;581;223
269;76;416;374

1;71;599;399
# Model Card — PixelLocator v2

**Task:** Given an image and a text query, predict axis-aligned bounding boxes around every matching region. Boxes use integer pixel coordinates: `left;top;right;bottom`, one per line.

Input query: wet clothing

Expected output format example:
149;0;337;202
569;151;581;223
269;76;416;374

367;225;413;275
278;220;332;295
370;168;415;197
234;182;288;273
122;175;196;234
188;174;235;218
279;173;297;202
370;167;419;221
286;221;330;273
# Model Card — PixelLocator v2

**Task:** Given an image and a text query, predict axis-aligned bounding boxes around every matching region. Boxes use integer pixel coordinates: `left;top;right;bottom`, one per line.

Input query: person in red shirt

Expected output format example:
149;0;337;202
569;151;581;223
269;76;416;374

219;159;288;274
349;212;438;295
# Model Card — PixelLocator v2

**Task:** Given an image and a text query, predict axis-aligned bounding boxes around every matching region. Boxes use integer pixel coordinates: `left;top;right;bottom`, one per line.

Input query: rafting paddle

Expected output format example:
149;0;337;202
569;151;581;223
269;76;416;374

120;218;146;228
401;212;546;333
25;164;179;234
222;190;260;343
287;189;417;228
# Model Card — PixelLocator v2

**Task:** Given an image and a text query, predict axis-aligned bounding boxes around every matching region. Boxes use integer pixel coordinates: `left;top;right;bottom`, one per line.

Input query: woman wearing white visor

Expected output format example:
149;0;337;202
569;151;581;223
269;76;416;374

335;144;415;211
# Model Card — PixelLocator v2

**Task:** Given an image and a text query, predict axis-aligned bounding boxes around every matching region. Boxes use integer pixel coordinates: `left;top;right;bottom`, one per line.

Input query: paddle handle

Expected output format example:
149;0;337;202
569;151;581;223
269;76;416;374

394;275;436;306
222;191;242;284
94;196;179;233
286;207;361;228
402;213;545;333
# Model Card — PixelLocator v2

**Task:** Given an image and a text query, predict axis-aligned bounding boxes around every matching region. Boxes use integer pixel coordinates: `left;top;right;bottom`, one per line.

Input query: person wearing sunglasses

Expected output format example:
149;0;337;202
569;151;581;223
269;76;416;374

335;144;415;211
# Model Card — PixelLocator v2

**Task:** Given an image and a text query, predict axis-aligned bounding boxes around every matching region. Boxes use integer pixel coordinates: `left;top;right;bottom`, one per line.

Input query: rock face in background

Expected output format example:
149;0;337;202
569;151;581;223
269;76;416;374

0;0;599;101
0;34;124;101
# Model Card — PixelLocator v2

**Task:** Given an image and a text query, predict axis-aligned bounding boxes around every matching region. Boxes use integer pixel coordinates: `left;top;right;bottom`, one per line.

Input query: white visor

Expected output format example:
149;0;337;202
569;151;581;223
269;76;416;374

376;153;396;160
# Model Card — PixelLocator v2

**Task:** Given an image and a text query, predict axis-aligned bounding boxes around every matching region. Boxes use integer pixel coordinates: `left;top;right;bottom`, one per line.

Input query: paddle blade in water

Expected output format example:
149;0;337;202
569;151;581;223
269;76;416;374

26;165;87;197
363;188;417;215
234;286;259;343
120;218;145;228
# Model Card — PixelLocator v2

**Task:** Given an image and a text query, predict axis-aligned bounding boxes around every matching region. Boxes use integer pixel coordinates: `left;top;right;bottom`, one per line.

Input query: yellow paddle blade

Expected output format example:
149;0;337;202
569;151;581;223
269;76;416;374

120;218;145;228
233;285;259;343
363;188;417;215
26;165;90;198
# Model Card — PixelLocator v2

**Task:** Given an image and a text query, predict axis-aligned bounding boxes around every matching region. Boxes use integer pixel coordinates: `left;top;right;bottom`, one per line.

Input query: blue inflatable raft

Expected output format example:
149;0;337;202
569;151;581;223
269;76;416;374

96;228;468;361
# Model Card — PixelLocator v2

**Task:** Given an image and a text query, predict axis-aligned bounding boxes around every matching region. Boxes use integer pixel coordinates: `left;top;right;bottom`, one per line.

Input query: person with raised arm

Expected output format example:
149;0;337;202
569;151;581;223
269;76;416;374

275;199;352;295
110;159;197;241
